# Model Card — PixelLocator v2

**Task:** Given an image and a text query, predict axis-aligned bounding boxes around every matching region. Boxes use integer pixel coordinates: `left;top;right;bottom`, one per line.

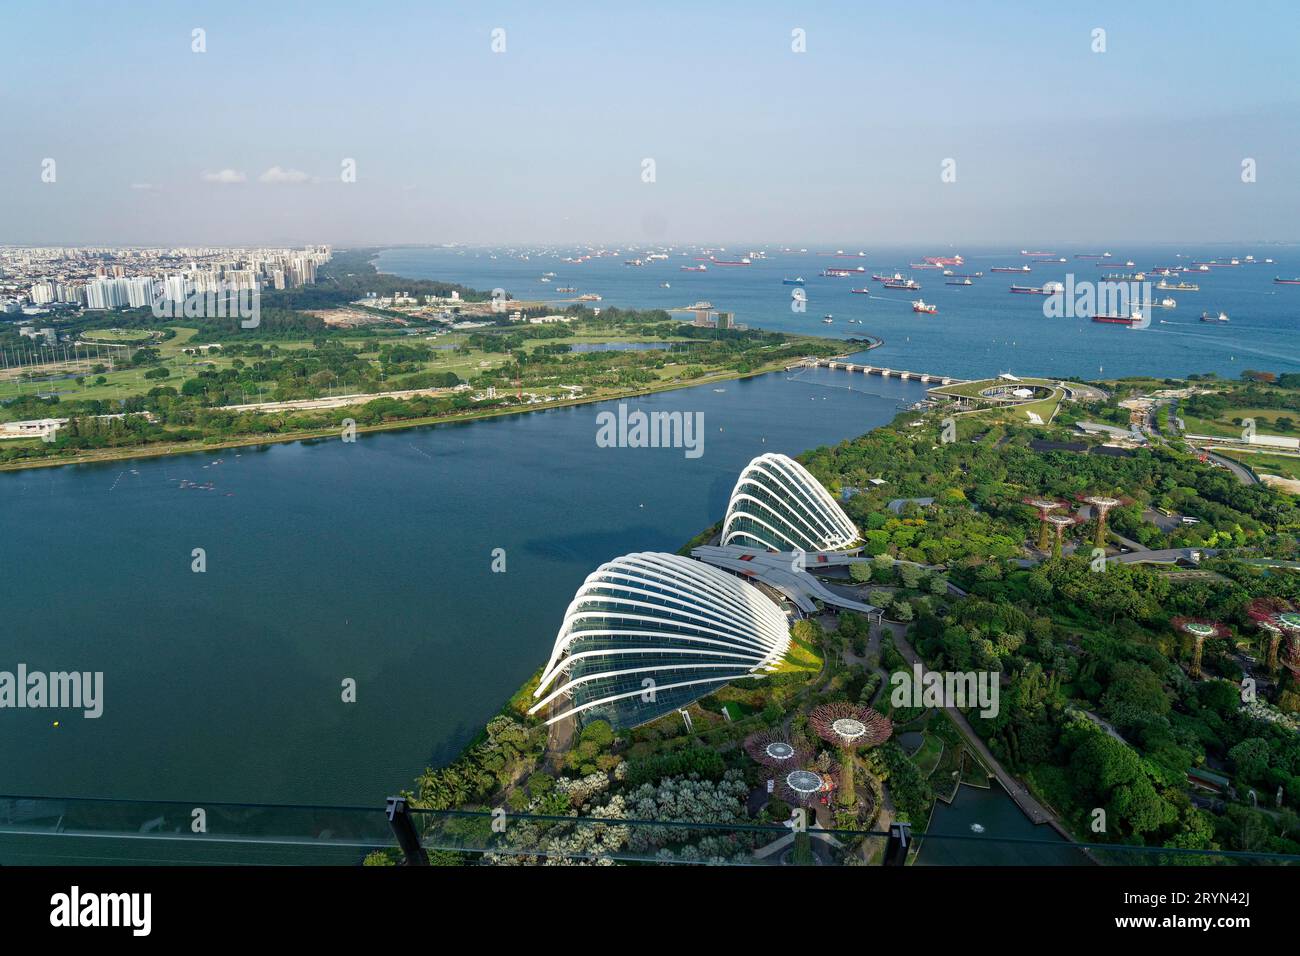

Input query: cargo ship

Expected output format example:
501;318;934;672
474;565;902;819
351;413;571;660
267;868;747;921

680;264;707;272
912;299;937;314
1097;260;1136;268
910;262;943;270
923;255;964;266
1020;250;1055;257
1200;311;1229;323
949;272;983;278
1092;309;1144;326
782;277;806;285
1157;280;1198;291
946;278;973;286
555;286;577;293
883;279;921;290
822;267;866;277
872;272;907;282
1102;272;1146;281
991;265;1032;273
577;293;602;301
711;258;751;266
1075;253;1112;259
1274;277;1300;285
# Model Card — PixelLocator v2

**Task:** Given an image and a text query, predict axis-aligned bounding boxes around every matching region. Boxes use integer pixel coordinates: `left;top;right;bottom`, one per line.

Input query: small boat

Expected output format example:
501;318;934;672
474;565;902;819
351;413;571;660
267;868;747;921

1200;311;1229;323
555;286;577;293
822;315;834;323
1160;297;1176;308
850;287;870;294
782;277;806;285
912;299;937;314
660;282;671;288
1274;277;1300;285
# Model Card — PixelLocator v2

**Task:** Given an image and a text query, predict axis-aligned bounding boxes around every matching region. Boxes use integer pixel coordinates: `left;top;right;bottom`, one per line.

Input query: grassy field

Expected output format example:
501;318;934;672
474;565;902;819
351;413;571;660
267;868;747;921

1;326;723;409
1183;407;1296;440
1216;449;1300;482
775;629;823;674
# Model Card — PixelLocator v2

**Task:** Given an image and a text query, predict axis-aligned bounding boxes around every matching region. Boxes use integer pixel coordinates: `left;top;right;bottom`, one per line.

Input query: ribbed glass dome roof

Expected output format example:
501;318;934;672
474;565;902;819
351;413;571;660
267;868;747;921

529;552;790;728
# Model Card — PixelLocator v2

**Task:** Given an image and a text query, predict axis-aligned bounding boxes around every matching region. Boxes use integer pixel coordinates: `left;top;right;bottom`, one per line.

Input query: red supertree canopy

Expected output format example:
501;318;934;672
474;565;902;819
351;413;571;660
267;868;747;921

809;702;893;750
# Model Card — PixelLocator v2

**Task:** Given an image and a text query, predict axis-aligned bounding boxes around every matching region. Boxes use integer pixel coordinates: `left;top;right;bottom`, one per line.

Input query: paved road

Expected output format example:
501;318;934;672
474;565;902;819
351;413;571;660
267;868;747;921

885;623;1074;840
1202;450;1259;486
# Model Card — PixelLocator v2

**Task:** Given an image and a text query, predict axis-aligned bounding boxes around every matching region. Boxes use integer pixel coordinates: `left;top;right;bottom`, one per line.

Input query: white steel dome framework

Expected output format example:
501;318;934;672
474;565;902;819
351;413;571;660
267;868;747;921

720;453;859;552
529;552;791;729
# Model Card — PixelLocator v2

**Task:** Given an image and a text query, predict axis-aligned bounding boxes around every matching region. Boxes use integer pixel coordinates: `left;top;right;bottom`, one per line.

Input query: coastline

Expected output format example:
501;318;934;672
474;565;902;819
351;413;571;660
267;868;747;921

0;341;880;473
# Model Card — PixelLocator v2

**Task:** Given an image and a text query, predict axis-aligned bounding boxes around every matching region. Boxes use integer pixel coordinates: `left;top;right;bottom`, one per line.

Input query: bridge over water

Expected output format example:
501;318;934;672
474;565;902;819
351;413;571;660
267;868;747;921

789;357;966;386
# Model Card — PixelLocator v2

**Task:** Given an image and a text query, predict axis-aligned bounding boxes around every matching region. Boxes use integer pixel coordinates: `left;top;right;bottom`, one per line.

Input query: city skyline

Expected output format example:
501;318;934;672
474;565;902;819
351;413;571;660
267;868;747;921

4;0;1299;246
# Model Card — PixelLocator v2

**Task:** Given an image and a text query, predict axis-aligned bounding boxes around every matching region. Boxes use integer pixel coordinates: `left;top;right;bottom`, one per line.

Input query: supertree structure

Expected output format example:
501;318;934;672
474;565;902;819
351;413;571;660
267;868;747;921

1023;498;1065;551
1044;513;1079;559
1079;494;1124;548
774;764;839;808
809;702;892;808
1247;599;1300;677
744;729;811;770
1172;617;1227;679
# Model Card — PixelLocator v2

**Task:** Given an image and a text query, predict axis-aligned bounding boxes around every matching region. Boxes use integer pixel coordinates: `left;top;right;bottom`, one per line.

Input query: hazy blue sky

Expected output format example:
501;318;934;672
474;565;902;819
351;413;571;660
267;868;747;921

5;0;1299;246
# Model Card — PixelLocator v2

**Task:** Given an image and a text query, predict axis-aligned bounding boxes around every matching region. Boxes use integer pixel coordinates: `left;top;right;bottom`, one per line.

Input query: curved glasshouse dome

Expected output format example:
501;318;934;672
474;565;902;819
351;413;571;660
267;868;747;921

720;453;859;552
529;552;791;728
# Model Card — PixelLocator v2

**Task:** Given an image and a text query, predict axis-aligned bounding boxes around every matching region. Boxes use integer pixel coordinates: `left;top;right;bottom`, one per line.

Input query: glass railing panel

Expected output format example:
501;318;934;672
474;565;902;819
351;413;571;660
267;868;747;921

0;796;395;866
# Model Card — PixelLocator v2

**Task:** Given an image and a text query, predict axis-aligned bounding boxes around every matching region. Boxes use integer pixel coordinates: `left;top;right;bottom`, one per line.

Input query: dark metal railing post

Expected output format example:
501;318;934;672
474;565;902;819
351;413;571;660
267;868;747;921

386;796;429;866
883;821;911;866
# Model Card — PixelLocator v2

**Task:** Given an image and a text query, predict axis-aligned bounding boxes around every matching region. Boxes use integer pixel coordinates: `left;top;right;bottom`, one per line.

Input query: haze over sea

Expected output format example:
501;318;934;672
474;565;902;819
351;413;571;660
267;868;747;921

377;244;1300;380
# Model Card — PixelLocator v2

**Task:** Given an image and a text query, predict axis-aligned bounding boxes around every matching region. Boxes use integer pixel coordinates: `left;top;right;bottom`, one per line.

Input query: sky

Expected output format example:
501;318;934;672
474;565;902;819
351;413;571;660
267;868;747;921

4;0;1299;247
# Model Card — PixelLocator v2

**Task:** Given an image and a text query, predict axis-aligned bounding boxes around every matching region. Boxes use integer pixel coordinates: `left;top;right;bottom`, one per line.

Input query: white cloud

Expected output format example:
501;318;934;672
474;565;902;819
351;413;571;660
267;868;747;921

258;166;312;185
202;169;247;184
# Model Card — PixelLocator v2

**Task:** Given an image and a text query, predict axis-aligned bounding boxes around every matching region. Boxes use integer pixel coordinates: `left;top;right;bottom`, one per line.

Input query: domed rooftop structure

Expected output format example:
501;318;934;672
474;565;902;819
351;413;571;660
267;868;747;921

529;552;790;729
720;453;859;552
